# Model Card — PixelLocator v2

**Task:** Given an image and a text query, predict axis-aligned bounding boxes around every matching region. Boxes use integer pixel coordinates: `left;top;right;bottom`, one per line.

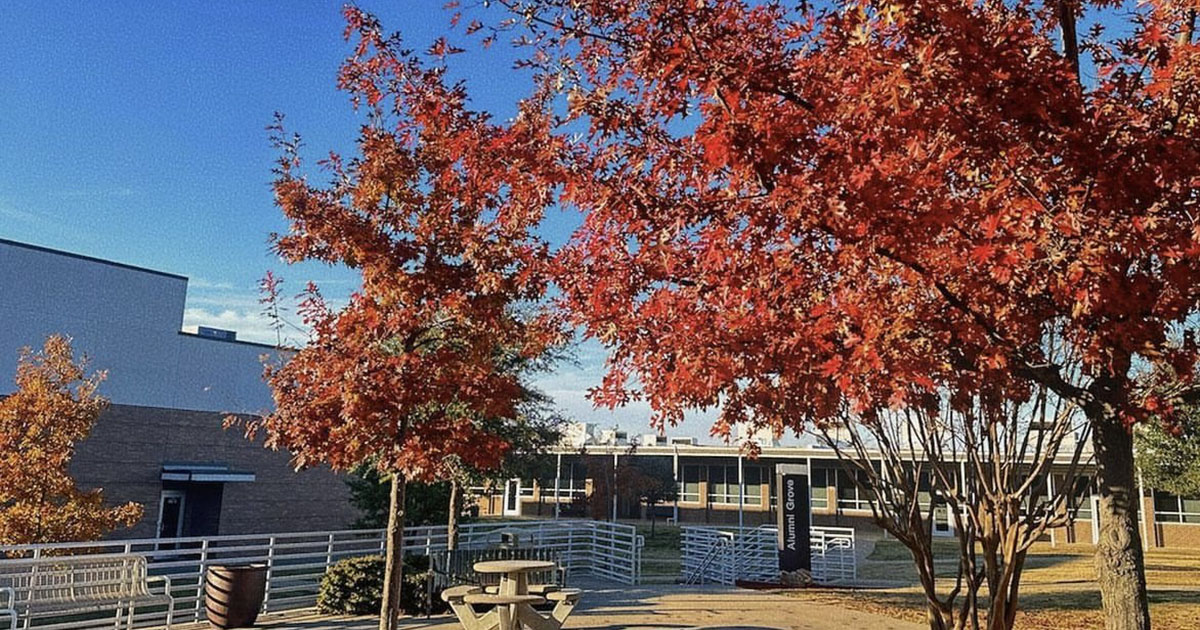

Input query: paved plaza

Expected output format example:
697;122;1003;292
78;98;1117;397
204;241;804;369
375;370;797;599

192;582;921;630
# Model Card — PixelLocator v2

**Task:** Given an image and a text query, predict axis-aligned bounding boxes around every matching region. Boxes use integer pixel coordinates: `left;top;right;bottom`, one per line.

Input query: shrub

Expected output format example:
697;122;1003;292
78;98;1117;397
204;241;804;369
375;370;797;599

317;554;444;617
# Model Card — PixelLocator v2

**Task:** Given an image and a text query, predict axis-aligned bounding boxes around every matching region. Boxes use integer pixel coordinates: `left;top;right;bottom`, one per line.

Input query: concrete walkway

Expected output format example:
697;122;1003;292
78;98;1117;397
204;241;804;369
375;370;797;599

229;582;922;630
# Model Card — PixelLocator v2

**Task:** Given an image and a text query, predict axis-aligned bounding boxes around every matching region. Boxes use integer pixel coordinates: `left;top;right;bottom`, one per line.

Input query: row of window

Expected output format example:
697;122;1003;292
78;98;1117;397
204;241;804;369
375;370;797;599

814;467;877;510
532;463;1200;525
679;465;767;505
680;464;873;510
1155;493;1200;524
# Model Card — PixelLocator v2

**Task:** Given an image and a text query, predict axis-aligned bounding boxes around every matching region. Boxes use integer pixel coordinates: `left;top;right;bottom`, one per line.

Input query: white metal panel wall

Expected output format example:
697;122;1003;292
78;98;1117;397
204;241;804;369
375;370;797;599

0;240;279;414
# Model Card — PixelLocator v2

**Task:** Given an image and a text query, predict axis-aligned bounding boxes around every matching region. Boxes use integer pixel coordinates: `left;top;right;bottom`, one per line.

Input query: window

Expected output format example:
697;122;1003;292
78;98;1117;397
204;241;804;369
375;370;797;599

836;469;873;511
705;465;765;505
680;465;702;502
810;468;829;509
539;462;588;499
744;466;764;506
708;465;735;504
1068;477;1093;521
1021;473;1050;512
1154;492;1200;524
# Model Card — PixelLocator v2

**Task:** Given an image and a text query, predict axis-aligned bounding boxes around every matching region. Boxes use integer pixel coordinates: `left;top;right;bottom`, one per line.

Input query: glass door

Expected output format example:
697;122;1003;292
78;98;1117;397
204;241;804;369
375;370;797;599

503;479;522;516
157;490;185;538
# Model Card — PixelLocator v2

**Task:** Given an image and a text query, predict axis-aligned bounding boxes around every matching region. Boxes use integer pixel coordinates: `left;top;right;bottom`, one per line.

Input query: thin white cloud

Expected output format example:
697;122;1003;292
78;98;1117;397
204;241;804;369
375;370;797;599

181;307;300;346
0;202;42;225
48;187;137;200
189;277;238;291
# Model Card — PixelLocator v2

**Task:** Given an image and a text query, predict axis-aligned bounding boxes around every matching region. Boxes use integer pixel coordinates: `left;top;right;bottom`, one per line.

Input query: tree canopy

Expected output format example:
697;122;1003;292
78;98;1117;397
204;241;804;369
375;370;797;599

1137;369;1200;497
241;8;566;628
0;336;142;545
484;2;1197;628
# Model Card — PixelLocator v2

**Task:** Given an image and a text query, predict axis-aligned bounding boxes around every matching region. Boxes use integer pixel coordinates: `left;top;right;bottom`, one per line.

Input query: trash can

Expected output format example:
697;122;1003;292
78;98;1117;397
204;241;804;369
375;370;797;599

205;564;267;628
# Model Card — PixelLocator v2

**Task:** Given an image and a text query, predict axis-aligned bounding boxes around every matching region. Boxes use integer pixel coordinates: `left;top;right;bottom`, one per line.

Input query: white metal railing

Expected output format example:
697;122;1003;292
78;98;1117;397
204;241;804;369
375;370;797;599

810;526;856;583
0;520;642;630
680;525;856;585
680;529;734;585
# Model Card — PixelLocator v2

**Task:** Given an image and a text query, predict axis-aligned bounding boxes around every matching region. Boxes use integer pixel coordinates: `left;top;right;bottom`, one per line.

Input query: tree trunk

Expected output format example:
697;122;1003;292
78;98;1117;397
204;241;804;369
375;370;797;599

925;601;953;630
1090;409;1151;630
447;479;461;552
1056;0;1081;78
379;473;407;630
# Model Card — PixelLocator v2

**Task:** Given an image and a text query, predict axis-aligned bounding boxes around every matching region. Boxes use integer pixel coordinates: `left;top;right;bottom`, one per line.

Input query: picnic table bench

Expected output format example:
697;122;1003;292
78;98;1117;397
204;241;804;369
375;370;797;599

0;555;173;630
442;561;580;630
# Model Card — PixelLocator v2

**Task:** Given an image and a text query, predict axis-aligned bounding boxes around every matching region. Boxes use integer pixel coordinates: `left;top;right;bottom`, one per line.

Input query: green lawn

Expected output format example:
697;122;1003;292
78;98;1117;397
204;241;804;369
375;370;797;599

634;521;682;582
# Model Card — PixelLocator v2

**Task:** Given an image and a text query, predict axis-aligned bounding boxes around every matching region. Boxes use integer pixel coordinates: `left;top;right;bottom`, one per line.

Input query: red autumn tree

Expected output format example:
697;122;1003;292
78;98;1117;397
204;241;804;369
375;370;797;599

243;9;564;629
0;335;142;545
488;1;1199;629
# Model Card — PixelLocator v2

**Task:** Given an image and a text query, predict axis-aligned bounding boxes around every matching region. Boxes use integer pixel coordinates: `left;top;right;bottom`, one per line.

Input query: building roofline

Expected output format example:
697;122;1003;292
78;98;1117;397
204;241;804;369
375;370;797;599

178;331;289;351
0;237;189;281
554;443;1090;466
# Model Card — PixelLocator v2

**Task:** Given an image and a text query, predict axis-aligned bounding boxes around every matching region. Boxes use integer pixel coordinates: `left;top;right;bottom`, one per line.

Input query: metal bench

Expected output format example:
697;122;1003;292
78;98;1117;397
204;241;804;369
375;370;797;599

0;554;173;630
430;547;565;593
2;586;16;630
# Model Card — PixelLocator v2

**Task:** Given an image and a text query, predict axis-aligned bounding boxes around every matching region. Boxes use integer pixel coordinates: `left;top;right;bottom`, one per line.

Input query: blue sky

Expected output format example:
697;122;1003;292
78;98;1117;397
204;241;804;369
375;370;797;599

0;1;724;440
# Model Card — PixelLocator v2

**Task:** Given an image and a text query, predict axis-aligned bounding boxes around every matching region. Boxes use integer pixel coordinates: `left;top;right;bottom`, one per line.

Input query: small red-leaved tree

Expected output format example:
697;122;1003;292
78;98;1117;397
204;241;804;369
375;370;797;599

0;335;142;545
241;9;563;629
492;1;1200;628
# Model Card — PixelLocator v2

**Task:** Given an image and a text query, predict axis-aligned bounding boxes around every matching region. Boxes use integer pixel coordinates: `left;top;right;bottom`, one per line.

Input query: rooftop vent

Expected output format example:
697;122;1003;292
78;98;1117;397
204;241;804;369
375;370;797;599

196;326;237;341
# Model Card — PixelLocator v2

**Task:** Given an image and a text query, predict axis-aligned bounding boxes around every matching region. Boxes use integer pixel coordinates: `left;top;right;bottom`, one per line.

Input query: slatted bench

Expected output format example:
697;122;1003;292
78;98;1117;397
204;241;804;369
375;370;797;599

2;586;16;630
430;547;565;593
0;555;173;630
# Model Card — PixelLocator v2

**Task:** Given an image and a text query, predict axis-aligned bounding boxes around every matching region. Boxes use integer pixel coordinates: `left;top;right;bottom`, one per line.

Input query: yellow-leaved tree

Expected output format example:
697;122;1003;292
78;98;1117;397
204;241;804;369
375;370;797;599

0;335;142;545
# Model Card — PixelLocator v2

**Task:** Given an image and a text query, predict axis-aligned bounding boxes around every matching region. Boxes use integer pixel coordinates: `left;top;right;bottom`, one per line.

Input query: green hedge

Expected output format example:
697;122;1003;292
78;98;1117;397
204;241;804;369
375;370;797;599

316;555;444;616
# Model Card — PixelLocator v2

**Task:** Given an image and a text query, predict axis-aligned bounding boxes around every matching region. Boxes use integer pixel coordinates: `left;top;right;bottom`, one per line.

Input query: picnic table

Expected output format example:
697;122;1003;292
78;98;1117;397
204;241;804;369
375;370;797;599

442;560;580;630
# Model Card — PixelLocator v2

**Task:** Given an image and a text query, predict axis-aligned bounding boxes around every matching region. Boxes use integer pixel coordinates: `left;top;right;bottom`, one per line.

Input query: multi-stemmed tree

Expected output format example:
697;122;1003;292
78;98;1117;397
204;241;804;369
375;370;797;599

482;1;1200;628
818;377;1094;629
0;336;142;545
240;9;564;629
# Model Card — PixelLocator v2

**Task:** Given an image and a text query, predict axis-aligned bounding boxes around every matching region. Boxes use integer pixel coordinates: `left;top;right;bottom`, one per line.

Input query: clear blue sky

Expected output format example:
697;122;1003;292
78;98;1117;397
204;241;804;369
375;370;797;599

0;1;724;440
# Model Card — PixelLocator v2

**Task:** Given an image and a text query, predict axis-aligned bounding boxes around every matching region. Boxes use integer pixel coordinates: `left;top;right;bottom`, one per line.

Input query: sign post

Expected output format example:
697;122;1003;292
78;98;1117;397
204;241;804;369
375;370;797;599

775;463;812;585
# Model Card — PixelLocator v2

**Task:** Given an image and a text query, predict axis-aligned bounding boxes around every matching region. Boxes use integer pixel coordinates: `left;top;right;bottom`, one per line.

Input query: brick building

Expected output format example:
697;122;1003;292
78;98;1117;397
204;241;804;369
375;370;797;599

476;424;1200;549
0;238;357;540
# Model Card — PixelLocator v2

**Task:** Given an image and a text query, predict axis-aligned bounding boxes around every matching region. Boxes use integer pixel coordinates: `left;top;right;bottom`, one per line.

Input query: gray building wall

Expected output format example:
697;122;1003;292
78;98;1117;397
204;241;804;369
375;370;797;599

0;238;359;539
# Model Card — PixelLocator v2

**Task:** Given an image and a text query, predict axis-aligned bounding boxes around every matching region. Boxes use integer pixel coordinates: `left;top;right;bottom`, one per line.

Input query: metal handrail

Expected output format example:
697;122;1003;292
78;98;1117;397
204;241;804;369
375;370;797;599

683;536;732;585
0;521;642;630
680;525;856;585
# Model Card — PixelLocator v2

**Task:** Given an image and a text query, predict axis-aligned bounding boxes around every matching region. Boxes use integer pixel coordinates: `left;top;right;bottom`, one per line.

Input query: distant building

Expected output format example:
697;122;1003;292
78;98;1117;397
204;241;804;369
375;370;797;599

595;427;628;446
474;440;1200;550
558;421;596;449
637;434;668;447
0;238;356;540
735;422;778;449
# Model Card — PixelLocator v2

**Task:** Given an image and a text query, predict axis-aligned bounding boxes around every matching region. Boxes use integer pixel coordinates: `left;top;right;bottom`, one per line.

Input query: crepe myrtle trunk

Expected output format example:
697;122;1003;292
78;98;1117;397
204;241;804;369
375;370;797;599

379;473;407;630
1087;385;1152;630
447;479;461;552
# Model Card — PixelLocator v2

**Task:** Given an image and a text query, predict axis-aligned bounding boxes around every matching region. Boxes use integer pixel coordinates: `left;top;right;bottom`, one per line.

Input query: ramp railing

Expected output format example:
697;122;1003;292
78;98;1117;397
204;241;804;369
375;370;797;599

0;520;643;630
680;525;856;585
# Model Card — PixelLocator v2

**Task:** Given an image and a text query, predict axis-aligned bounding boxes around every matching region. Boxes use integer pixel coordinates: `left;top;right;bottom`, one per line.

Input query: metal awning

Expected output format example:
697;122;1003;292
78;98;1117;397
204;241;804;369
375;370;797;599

161;462;256;483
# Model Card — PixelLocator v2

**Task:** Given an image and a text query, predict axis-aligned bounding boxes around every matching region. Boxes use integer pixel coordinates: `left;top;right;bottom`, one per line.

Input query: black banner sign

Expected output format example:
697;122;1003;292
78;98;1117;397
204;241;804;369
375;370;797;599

777;471;812;572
